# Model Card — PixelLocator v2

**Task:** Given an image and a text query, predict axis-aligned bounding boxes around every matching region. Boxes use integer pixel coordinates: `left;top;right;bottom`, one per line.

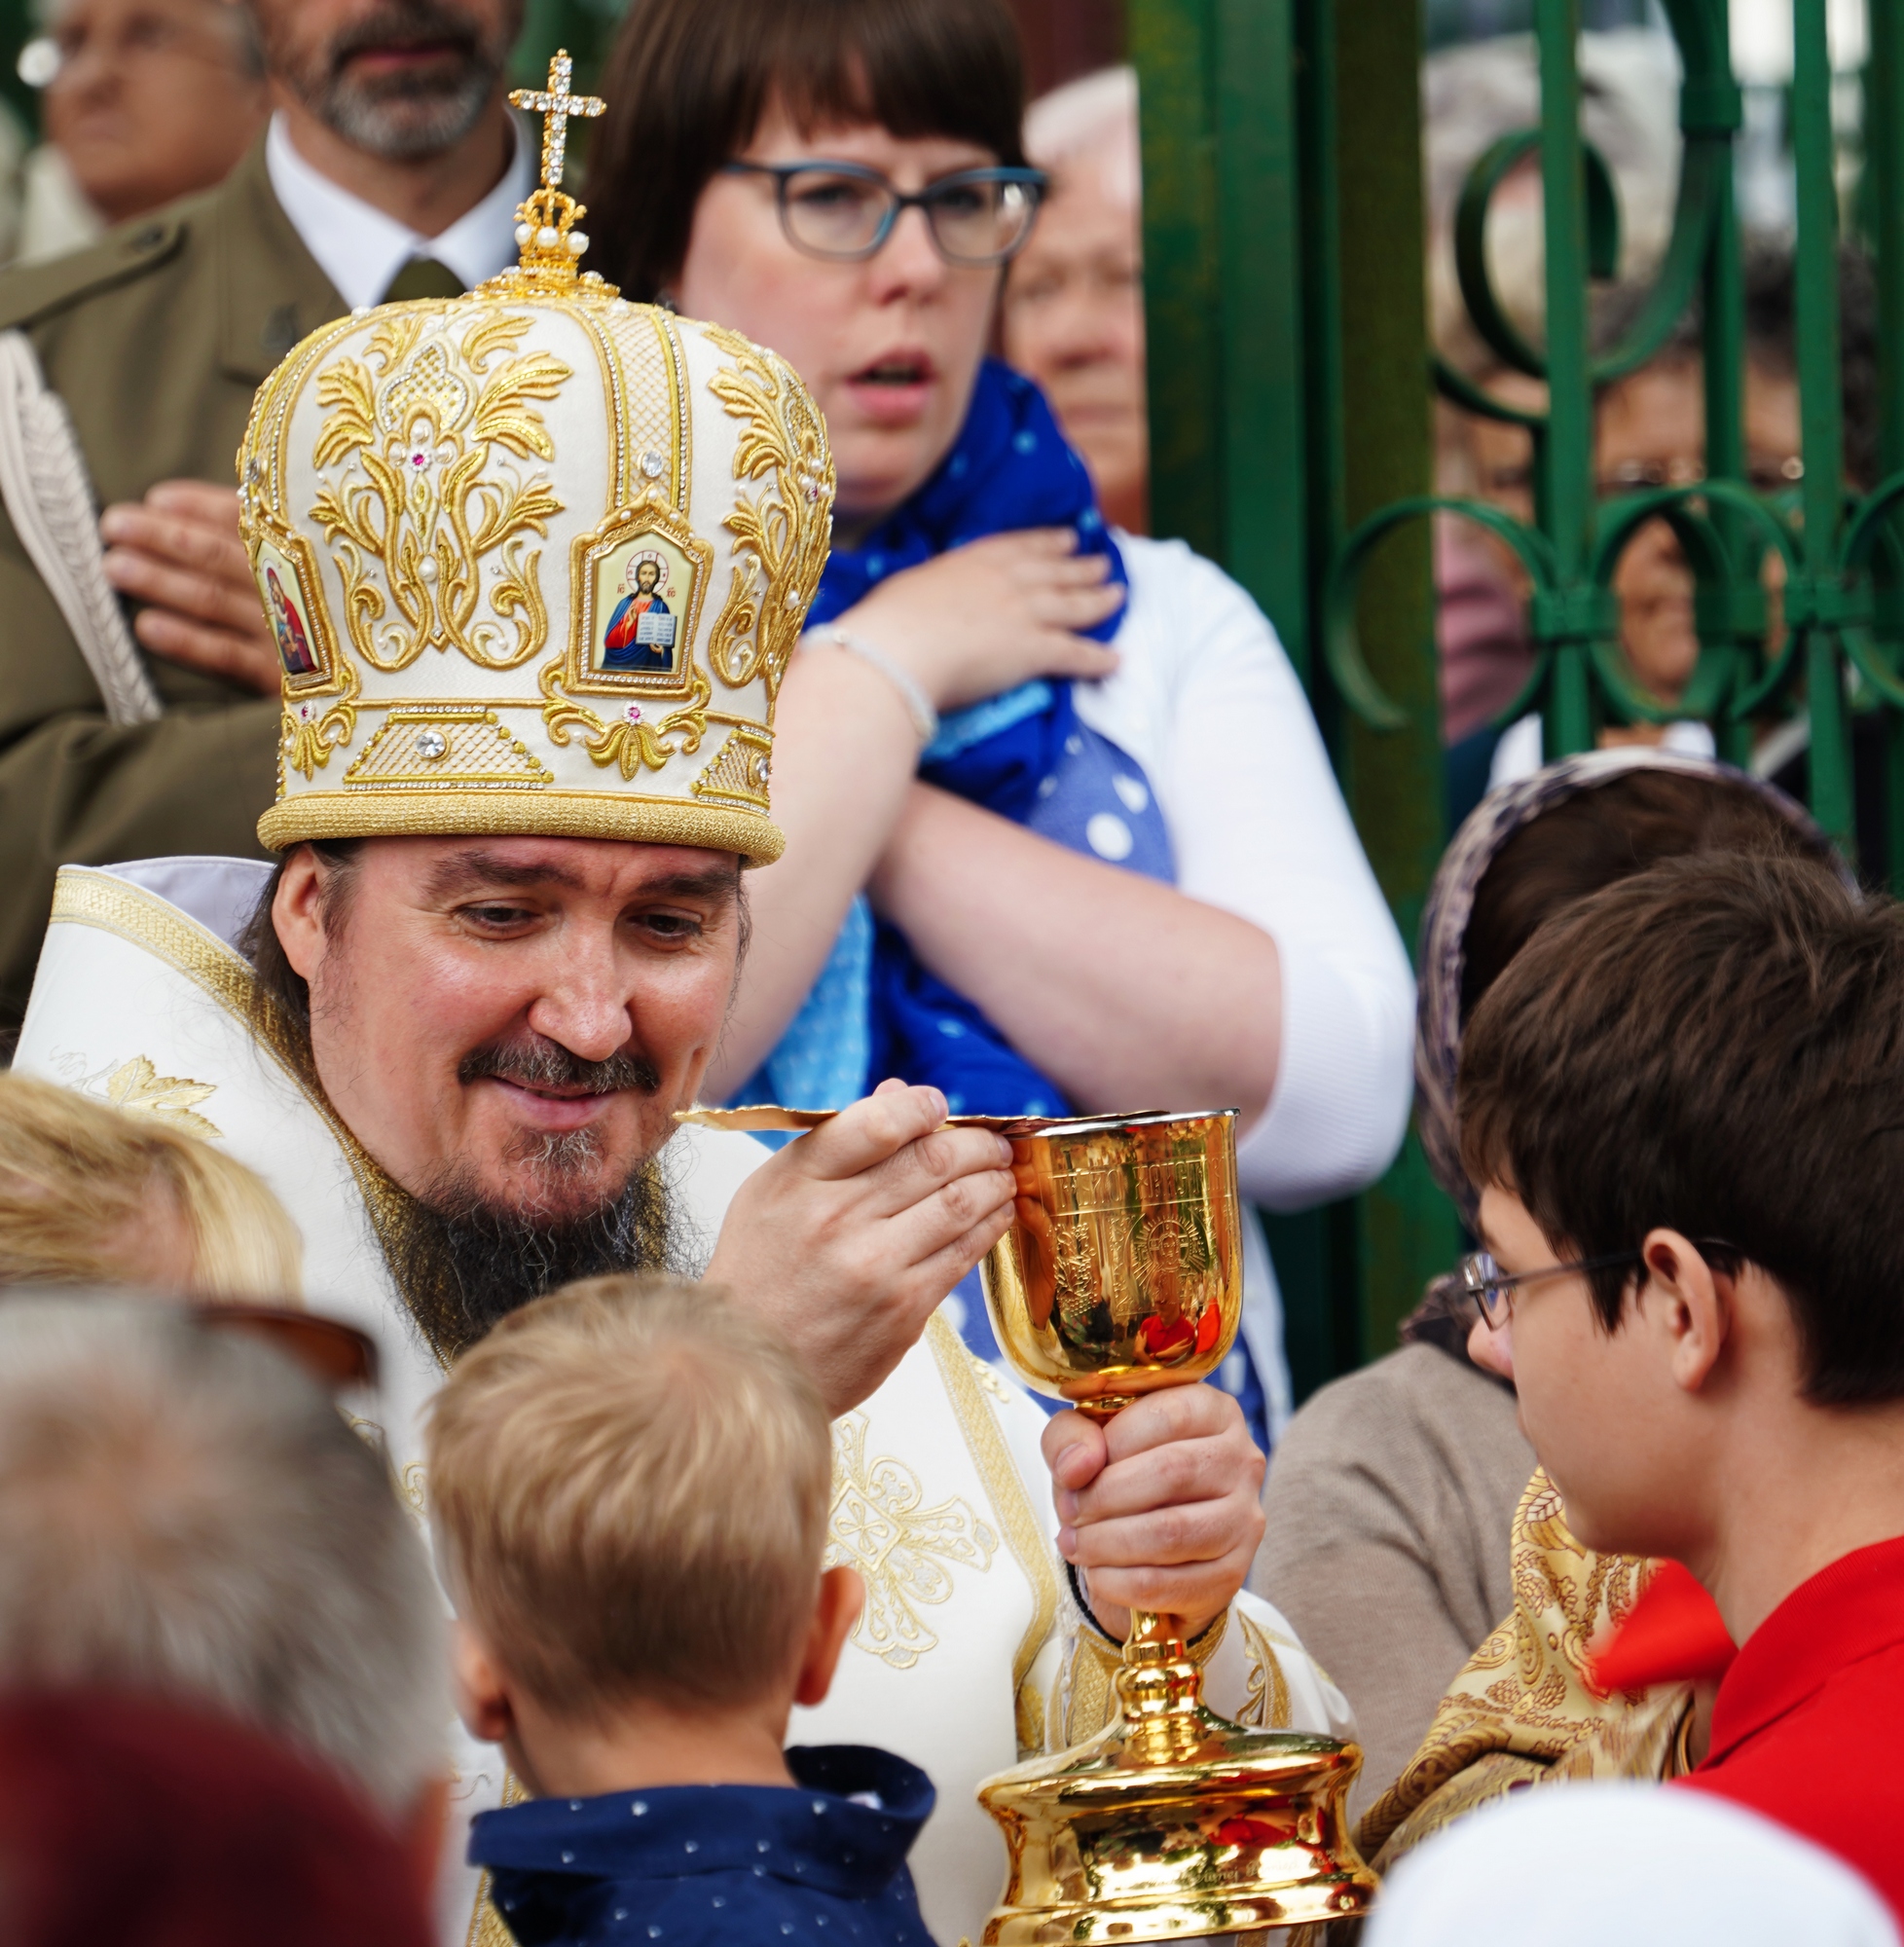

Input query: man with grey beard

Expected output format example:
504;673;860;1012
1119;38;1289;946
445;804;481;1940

0;0;534;1028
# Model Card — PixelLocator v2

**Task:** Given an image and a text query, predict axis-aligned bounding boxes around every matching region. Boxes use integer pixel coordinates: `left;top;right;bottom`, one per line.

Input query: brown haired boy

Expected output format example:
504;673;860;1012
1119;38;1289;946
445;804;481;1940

1455;849;1904;1921
427;1275;936;1947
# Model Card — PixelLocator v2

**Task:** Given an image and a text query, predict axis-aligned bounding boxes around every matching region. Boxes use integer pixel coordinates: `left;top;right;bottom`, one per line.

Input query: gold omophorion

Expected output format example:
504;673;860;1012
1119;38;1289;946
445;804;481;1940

975;1109;1377;1942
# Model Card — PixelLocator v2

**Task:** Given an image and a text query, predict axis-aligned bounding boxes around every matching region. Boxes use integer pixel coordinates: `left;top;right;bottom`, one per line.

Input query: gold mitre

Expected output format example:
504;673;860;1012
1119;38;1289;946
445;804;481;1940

239;55;832;865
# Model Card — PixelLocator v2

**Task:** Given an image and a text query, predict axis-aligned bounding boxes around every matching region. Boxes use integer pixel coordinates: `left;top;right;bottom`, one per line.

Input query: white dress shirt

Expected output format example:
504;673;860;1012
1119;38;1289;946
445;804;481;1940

264;110;532;311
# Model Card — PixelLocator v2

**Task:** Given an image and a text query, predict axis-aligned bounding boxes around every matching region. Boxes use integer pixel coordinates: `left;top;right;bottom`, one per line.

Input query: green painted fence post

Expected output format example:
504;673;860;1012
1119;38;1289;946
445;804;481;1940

1133;0;1458;1391
1325;0;1461;1362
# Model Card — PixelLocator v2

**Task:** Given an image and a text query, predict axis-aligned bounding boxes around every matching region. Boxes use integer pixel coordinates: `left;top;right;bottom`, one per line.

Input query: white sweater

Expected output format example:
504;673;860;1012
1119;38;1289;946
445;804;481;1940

1079;533;1416;1210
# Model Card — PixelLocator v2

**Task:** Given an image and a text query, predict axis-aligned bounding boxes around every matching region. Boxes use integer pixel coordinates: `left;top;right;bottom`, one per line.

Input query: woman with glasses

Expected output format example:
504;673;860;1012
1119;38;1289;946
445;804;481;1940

587;0;1416;1457
1256;748;1842;1841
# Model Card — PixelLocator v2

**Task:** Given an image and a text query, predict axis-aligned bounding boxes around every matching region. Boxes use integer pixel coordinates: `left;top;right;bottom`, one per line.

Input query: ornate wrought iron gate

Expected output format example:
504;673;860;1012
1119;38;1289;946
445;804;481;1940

1131;0;1902;1392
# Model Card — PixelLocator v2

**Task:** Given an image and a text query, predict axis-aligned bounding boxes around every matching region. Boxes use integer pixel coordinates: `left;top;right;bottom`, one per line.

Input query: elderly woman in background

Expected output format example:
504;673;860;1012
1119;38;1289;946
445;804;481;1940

1000;65;1148;534
13;0;267;263
585;0;1416;1450
0;1071;300;1295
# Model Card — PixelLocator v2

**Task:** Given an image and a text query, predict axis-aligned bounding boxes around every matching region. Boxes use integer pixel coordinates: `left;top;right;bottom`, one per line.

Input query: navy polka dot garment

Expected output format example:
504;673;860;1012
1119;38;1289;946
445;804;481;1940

469;1745;935;1947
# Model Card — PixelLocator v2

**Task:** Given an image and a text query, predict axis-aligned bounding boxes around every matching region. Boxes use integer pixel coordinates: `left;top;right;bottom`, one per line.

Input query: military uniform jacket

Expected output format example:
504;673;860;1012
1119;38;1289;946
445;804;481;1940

0;140;342;1028
14;857;1357;1947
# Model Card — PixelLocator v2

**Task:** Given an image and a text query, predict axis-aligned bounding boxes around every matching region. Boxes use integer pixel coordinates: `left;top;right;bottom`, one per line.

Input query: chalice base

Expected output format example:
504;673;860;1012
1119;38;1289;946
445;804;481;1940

975;1689;1375;1943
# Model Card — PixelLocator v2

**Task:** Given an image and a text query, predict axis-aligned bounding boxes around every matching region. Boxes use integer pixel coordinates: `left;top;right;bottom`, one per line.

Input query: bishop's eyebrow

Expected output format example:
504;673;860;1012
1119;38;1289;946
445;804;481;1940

423;852;742;904
423;852;587;901
637;864;744;902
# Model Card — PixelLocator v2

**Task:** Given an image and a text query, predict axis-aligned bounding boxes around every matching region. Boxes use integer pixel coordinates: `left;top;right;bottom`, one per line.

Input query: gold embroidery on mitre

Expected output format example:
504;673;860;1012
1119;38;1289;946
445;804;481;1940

588;302;682;509
701;323;833;697
690;723;772;813
79;1055;221;1139
342;706;555;790
278;655;362;783
539;659;714;780
311;307;568;674
238;58;814;865
826;1410;997;1670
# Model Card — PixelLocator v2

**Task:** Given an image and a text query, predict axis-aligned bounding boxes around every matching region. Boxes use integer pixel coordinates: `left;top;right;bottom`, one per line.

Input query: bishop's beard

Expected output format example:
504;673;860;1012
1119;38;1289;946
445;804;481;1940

385;1154;683;1359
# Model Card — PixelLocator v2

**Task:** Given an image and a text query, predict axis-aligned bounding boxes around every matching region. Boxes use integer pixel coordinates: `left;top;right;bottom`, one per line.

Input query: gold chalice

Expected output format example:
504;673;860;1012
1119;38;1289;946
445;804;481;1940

974;1109;1376;1943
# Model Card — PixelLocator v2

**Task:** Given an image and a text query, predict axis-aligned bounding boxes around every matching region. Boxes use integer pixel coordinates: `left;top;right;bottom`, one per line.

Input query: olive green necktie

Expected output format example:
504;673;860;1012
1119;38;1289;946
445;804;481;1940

379;257;466;304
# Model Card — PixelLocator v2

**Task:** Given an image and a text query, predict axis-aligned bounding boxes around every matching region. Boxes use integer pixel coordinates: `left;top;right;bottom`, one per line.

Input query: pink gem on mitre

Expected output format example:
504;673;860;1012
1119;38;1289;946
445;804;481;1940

625;704;643;723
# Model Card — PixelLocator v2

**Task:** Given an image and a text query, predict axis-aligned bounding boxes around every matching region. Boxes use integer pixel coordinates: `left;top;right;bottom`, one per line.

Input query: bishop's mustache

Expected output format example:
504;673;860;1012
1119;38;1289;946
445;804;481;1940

458;1035;662;1097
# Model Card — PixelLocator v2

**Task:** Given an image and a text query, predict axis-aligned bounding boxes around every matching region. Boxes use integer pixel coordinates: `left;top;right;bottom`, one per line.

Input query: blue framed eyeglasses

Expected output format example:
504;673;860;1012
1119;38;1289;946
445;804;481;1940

722;160;1048;267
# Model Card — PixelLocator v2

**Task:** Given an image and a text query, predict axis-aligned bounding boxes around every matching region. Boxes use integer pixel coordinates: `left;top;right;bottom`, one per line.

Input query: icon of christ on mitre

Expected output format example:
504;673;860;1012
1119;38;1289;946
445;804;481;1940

7;64;1352;1947
601;551;675;671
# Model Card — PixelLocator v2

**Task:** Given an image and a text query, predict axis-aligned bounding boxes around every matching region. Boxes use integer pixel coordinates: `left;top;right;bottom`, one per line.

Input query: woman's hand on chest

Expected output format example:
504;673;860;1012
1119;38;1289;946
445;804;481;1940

839;528;1124;713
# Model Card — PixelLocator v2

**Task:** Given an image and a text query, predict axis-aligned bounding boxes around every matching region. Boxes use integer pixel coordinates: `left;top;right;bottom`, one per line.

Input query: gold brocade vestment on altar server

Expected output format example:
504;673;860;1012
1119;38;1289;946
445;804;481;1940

1358;1466;1698;1869
12;857;1356;1947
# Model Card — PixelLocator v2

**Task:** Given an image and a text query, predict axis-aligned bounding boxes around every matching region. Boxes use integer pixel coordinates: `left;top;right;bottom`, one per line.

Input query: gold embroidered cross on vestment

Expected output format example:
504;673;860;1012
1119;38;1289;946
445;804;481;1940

826;1412;997;1670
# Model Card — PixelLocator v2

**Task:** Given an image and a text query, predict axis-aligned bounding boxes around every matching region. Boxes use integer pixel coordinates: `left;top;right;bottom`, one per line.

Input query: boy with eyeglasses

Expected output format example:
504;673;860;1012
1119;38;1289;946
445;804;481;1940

1452;847;1904;1923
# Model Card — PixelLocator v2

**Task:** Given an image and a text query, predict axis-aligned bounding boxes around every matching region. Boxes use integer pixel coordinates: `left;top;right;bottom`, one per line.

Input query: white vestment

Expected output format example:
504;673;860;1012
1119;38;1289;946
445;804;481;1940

14;857;1356;1947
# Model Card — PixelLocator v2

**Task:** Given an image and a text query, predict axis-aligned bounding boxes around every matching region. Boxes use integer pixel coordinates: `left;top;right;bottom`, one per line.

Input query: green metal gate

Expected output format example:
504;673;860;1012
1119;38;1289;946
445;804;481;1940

1131;0;1904;1394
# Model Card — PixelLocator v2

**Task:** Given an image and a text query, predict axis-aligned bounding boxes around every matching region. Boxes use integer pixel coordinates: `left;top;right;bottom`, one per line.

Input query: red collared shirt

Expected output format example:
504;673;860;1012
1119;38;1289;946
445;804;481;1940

1674;1533;1904;1920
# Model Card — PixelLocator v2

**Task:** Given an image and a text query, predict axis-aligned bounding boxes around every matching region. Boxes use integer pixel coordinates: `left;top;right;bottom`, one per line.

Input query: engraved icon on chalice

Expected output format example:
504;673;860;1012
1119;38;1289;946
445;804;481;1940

974;1108;1377;1943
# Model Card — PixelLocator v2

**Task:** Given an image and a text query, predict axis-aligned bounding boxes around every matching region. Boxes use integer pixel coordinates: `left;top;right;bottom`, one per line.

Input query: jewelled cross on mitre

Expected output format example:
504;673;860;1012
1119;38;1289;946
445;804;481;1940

511;50;604;190
505;50;607;283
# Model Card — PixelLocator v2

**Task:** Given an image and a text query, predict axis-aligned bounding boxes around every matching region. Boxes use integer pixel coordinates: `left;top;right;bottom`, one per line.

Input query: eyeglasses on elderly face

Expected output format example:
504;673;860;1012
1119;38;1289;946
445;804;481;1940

1459;1239;1742;1330
722;159;1047;267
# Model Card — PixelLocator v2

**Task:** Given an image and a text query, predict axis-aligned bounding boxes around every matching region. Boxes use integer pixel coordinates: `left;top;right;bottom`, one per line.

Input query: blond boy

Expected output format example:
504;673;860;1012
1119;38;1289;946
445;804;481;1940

428;1275;938;1947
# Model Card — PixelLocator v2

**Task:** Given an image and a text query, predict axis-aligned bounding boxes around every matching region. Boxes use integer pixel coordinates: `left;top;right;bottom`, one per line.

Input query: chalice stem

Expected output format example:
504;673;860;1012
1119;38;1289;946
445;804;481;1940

1116;1608;1206;1762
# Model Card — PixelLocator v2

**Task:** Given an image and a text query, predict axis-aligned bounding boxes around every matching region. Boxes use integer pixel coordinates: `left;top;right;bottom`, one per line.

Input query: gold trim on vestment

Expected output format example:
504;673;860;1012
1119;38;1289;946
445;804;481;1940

1358;1466;1695;1866
827;1410;998;1669
257;789;784;863
463;1773;531;1947
926;1313;1060;1750
1236;1611;1293;1730
1060;1604;1229;1745
47;869;416;1292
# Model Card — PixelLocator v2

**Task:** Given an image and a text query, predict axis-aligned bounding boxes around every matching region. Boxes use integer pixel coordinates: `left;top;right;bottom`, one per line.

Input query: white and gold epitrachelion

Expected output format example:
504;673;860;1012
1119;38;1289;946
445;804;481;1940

11;70;1354;1947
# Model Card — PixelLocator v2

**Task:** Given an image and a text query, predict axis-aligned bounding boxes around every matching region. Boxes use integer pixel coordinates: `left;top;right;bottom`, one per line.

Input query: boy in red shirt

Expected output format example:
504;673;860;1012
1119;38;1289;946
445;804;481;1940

1455;849;1904;1920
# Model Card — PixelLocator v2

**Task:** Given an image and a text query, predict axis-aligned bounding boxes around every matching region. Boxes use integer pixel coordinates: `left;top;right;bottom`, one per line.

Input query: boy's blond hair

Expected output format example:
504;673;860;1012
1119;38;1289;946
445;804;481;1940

0;1073;302;1298
426;1274;833;1718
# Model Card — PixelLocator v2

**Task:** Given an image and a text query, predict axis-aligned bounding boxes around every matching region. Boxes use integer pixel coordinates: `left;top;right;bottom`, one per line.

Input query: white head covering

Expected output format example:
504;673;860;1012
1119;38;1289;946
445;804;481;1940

1366;1782;1897;1947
